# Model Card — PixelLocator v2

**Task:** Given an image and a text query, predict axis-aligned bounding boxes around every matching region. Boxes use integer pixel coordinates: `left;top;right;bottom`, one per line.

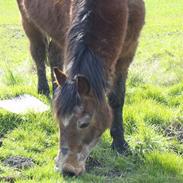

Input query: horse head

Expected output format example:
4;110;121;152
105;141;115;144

53;68;112;176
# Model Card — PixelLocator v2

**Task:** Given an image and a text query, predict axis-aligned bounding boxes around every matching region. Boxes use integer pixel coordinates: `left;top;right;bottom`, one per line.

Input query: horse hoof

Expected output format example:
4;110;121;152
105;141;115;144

111;140;131;155
38;88;50;97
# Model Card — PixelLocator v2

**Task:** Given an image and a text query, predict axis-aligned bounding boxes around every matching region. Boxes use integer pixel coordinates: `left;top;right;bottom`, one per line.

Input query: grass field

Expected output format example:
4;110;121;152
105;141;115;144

0;0;183;182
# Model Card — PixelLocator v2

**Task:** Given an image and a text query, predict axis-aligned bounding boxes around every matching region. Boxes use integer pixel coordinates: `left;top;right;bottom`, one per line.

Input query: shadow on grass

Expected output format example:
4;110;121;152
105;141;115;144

0;110;24;139
0;176;15;183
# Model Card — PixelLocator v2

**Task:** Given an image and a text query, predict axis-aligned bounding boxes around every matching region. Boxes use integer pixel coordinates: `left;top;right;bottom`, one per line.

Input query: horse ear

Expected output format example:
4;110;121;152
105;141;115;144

76;75;90;96
53;67;67;86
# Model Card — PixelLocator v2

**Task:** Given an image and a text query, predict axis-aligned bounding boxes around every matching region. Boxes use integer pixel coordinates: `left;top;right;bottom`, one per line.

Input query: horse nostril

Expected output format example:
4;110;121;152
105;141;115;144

62;170;76;177
62;163;84;177
61;147;68;156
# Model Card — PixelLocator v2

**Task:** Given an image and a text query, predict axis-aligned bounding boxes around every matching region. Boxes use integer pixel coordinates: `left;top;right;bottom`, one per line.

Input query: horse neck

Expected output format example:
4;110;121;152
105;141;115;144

65;0;111;101
65;0;128;100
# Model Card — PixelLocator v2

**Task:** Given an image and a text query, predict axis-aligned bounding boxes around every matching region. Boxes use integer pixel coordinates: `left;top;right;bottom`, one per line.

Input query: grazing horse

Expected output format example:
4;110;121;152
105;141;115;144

17;0;145;176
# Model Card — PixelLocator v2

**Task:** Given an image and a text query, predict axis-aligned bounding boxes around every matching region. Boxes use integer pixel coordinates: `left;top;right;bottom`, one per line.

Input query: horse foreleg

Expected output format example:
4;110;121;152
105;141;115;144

108;63;129;154
108;0;145;154
109;41;139;154
22;19;50;96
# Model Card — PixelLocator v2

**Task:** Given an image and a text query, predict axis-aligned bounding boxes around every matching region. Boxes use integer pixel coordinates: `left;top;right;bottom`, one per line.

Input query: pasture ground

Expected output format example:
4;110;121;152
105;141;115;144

0;0;183;182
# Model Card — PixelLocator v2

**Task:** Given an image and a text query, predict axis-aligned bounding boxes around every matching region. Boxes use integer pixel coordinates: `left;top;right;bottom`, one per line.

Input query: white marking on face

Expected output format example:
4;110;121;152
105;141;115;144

55;150;67;172
63;114;74;127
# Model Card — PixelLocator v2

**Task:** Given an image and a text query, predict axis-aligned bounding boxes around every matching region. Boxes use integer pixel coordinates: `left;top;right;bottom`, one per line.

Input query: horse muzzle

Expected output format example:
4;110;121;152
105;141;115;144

62;162;85;176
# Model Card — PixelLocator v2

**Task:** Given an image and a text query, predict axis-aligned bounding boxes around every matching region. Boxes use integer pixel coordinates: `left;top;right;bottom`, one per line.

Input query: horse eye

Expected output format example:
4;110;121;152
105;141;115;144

77;118;90;129
78;121;90;129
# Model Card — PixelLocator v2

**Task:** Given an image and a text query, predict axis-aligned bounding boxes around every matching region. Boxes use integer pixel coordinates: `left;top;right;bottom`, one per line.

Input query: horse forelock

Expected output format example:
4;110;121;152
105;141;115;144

54;81;81;118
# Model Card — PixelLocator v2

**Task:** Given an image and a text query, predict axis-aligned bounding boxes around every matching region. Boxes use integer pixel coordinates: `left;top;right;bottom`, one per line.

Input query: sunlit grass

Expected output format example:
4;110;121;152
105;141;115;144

0;0;183;182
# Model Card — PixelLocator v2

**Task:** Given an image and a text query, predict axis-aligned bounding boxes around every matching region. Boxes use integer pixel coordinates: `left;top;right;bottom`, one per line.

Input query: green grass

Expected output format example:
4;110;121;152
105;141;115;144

0;0;183;182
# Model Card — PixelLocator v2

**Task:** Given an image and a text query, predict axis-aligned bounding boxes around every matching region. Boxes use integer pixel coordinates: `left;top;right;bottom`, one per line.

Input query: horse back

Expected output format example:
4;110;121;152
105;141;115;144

17;0;71;46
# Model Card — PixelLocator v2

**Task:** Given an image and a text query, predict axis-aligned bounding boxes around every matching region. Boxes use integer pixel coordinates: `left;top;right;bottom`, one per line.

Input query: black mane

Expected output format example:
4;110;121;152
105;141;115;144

56;0;106;116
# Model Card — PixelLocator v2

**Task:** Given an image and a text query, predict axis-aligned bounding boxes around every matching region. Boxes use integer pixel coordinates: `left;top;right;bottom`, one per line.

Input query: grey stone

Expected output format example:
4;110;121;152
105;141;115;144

3;156;34;169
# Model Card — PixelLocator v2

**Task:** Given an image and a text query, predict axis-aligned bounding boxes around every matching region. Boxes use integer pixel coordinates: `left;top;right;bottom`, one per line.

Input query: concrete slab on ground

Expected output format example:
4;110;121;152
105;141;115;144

0;94;49;114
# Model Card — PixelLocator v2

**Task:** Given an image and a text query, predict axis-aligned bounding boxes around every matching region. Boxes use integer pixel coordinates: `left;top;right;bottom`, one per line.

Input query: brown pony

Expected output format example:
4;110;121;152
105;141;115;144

17;0;145;176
